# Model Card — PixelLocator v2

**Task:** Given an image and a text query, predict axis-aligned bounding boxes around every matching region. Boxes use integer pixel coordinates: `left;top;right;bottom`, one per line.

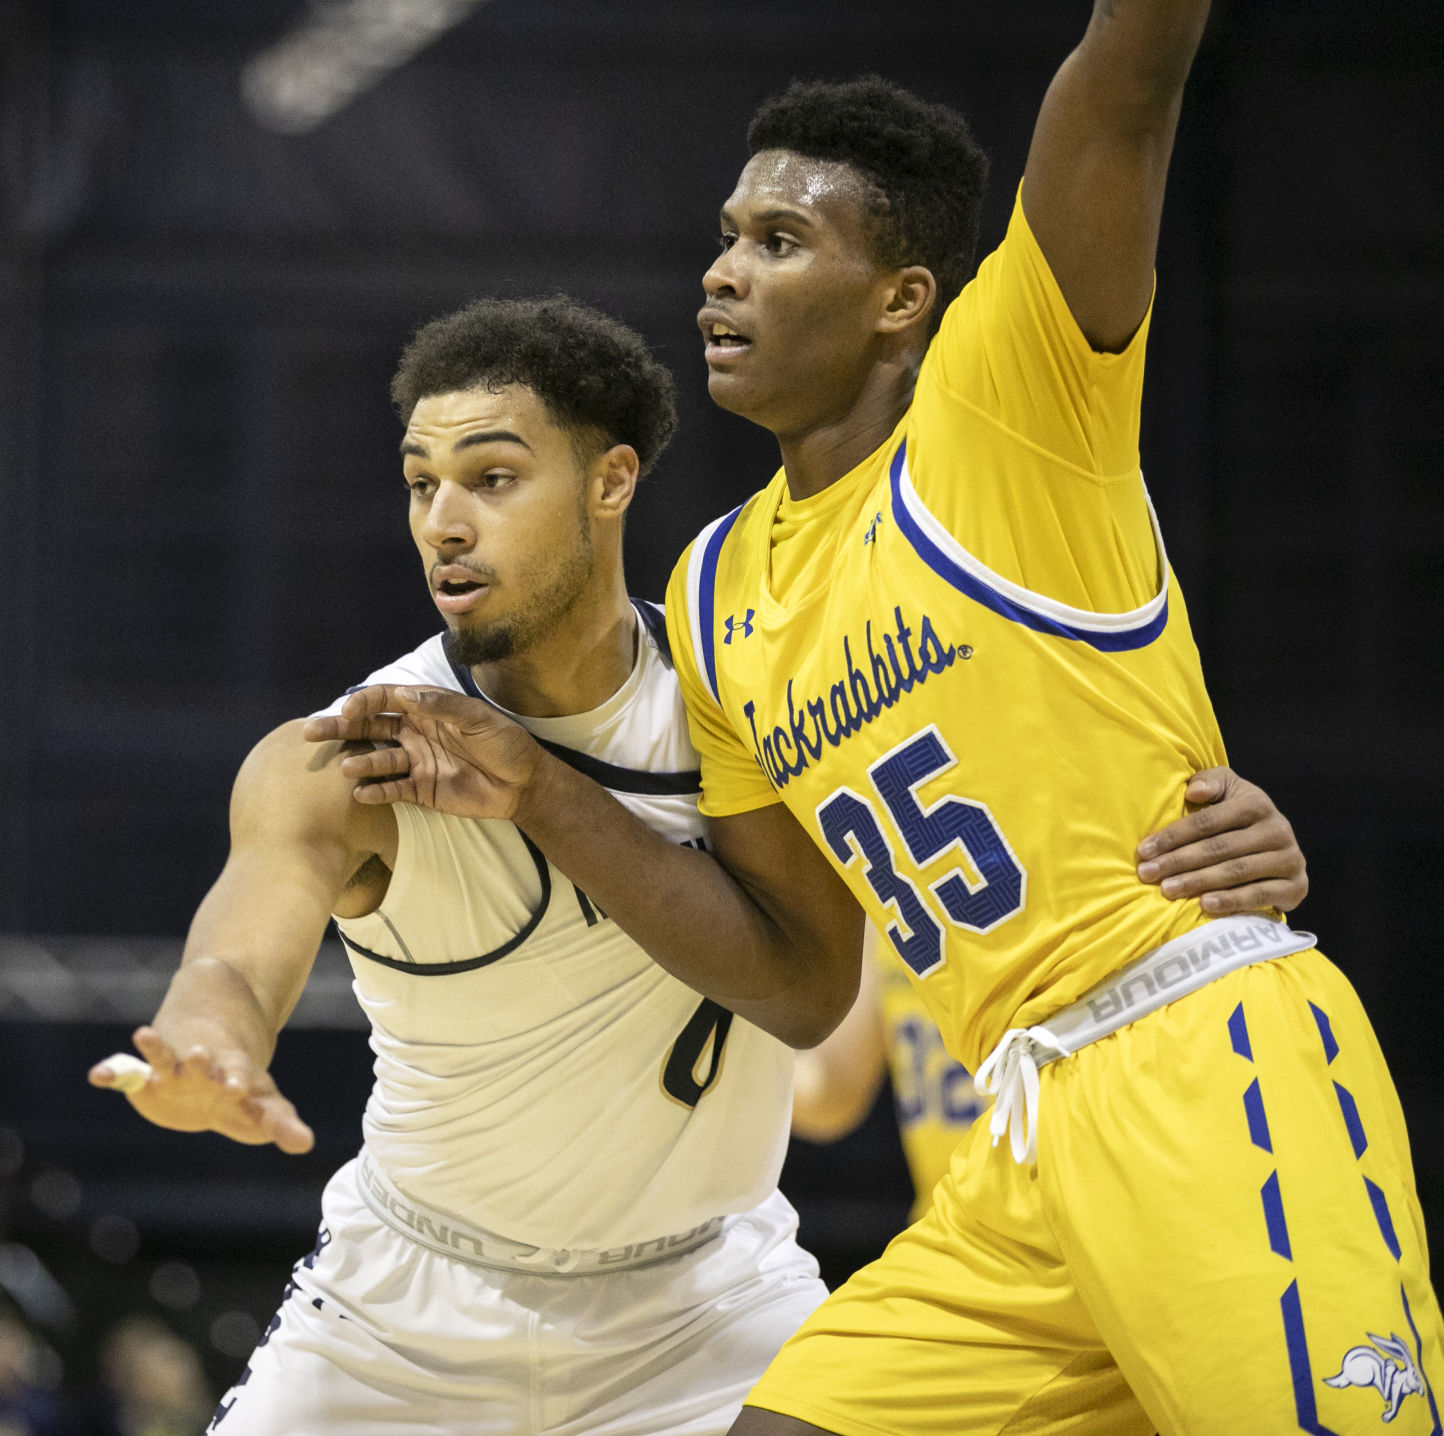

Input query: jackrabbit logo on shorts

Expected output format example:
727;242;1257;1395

1323;1332;1424;1423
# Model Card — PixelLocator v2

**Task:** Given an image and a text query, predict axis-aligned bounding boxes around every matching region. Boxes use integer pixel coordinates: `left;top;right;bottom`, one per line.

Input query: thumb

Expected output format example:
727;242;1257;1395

1185;767;1228;805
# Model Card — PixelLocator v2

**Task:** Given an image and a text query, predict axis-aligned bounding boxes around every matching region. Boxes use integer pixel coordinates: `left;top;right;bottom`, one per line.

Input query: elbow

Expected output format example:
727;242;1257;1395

779;973;862;1051
784;1016;844;1052
747;987;854;1051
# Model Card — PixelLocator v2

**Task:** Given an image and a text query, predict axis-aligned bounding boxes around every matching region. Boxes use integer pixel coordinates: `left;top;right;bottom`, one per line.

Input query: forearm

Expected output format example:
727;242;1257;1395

515;754;858;1046
1082;0;1212;104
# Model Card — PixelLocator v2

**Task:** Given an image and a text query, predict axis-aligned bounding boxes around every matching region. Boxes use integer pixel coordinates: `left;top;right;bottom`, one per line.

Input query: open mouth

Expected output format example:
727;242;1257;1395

707;322;749;349
432;569;491;613
702;318;753;366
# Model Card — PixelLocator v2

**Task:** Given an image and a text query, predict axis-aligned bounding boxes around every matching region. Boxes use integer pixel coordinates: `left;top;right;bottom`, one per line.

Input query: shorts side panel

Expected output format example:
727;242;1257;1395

1041;948;1444;1436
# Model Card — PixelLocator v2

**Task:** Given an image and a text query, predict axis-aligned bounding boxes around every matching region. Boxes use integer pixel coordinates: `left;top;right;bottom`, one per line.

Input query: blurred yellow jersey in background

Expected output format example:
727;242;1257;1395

872;937;979;1221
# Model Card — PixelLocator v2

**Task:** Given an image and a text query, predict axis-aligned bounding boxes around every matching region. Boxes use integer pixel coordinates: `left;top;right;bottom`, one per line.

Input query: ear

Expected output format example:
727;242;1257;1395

590;444;640;520
876;264;937;338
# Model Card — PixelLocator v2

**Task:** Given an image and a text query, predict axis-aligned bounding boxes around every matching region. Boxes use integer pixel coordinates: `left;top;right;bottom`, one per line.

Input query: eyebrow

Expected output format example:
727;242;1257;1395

399;429;535;458
719;205;815;229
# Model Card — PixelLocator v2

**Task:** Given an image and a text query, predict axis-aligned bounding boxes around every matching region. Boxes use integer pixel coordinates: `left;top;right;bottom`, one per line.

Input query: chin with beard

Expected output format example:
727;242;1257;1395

441;528;594;672
442;622;523;667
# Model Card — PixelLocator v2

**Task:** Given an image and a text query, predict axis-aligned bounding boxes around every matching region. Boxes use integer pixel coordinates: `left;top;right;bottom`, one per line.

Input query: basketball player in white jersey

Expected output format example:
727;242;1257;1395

90;297;834;1436
91;295;1306;1434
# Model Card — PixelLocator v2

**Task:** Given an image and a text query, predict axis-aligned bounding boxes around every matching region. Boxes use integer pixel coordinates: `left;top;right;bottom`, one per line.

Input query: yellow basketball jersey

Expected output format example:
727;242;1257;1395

874;943;981;1219
666;187;1230;1072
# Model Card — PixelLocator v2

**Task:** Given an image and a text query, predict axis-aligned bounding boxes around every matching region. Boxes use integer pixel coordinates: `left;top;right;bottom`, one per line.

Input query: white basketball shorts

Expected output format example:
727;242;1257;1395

207;1157;826;1435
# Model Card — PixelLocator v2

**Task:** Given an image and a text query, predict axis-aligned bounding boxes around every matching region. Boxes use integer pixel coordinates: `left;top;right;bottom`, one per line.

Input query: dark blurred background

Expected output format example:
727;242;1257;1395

1;0;1440;1426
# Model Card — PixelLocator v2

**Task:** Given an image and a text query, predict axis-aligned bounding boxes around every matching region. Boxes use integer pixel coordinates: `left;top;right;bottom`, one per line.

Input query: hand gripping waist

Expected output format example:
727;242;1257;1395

356;1150;726;1275
974;916;1317;1165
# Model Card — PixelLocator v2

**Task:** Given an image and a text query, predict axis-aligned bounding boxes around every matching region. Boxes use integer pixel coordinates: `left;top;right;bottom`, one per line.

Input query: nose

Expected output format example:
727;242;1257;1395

702;242;748;301
420;480;476;552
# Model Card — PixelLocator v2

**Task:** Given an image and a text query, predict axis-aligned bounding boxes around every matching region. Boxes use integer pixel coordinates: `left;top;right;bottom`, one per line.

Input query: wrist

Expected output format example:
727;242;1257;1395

509;746;570;834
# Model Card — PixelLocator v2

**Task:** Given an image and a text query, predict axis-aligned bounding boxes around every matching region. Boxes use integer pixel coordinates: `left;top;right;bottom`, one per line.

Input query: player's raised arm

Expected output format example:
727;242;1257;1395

89;721;393;1153
1022;0;1213;352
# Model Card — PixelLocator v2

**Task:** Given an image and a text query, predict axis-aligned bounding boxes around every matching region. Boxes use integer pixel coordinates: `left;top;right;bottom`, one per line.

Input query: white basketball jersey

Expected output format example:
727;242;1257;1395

315;602;794;1251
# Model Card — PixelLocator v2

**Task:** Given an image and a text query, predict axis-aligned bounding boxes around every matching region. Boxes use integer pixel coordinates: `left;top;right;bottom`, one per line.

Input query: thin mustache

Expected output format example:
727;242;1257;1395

430;561;499;586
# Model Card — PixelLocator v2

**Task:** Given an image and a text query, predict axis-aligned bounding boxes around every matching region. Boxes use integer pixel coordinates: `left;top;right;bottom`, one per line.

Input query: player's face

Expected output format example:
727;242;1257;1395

699;150;895;435
403;385;595;666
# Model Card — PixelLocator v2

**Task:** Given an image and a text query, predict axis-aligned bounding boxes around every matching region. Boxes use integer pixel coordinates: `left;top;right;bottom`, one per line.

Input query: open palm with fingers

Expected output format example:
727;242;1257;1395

89;1026;314;1154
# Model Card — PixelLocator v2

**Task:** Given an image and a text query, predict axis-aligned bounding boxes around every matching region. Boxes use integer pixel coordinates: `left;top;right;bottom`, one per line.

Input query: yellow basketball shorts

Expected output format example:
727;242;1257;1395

748;949;1442;1434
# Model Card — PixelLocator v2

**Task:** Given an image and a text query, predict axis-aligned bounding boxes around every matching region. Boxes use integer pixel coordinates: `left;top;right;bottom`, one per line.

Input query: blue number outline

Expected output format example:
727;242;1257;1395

815;786;944;977
868;724;1027;936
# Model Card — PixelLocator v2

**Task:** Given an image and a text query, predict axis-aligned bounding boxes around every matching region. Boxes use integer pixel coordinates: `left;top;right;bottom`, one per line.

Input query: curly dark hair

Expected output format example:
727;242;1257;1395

390;296;678;477
747;76;990;324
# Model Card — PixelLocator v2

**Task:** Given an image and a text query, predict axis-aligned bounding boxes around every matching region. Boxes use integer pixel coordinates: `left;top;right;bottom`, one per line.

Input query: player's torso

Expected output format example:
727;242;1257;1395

701;434;1228;1069
330;611;794;1250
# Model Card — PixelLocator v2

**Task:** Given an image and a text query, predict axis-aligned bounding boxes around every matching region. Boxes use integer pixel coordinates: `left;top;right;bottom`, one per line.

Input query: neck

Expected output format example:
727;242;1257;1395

471;570;635;719
775;353;918;500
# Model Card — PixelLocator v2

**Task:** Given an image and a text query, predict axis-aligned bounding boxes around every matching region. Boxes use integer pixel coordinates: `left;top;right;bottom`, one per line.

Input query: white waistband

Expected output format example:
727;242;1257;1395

974;916;1317;1165
355;1151;726;1275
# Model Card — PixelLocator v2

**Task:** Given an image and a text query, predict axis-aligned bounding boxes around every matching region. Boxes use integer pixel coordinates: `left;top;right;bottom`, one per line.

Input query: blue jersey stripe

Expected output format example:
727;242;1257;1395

1262;1170;1293;1259
697;505;743;702
1244;1078;1273;1153
888;442;1170;652
1281;1280;1345;1435
1365;1176;1403;1261
1333;1081;1369;1159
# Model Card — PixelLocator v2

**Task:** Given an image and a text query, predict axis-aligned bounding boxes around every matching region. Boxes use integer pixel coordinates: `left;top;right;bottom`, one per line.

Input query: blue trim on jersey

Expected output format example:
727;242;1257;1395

1238;998;1435;1433
1228;1002;1253;1060
1232;1002;1343;1432
697;505;743;702
1310;1002;1339;1065
1281;1280;1345;1436
631;597;672;667
1244;1078;1273;1153
1366;1177;1403;1261
887;443;1170;652
1333;1081;1368;1159
1262;1171;1293;1259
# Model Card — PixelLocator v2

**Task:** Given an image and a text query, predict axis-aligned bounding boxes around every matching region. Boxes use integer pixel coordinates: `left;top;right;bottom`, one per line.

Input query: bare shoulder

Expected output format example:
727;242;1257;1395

232;719;396;861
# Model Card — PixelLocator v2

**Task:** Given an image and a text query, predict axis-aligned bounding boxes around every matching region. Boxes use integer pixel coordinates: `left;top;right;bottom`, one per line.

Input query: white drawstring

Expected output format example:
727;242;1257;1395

973;1026;1070;1165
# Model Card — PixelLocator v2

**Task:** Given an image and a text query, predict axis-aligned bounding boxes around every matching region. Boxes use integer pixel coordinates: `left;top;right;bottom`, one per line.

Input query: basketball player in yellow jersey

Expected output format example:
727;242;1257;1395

314;6;1439;1427
659;20;1441;1429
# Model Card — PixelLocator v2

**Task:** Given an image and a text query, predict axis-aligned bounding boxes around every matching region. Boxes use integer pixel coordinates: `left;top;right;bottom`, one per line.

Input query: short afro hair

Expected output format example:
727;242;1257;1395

391;296;678;477
747;76;990;323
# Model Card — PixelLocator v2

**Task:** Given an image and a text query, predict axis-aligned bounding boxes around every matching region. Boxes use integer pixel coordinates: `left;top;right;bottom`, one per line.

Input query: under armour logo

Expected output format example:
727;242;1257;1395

863;512;884;545
723;610;755;644
1324;1332;1424;1423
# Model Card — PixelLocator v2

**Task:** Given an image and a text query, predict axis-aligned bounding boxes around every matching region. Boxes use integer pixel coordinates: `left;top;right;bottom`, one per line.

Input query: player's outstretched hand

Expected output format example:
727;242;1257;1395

88;1027;314;1154
1136;767;1308;914
302;685;543;820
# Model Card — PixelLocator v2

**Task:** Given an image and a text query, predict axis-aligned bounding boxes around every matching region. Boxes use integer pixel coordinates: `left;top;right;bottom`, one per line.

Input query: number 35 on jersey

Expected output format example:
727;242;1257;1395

816;725;1026;978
